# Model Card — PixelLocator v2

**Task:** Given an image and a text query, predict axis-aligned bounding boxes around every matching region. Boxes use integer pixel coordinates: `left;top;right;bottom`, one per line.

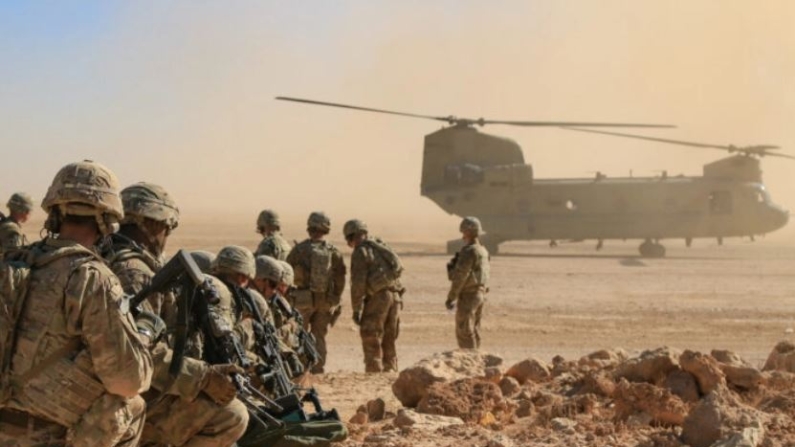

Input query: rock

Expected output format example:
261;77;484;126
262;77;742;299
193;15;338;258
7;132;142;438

392;350;503;407
366;398;386;422
578;348;629;369
682;386;767;447
679;350;726;395
393;408;464;430
763;341;795;372
416;378;505;423
711;350;762;390
505;357;551;384
578;371;616;397
711;423;765;447
349;406;368;425
664;369;700;403
615;347;681;384
486;434;515;447
515;399;533;418
499;376;521;397
550;417;576;433
613;378;688;426
484;366;502;383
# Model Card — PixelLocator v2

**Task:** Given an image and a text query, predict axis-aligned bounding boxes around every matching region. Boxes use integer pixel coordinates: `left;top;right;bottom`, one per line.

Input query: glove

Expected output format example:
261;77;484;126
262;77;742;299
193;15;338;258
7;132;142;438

352;309;362;325
201;363;244;405
445;299;455;311
135;311;167;345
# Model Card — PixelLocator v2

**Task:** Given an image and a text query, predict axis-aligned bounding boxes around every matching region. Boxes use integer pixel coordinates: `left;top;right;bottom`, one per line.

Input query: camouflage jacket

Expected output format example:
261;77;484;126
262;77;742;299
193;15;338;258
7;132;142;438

286;239;346;302
447;241;490;301
8;238;153;422
254;231;292;261
0;217;25;252
350;237;402;313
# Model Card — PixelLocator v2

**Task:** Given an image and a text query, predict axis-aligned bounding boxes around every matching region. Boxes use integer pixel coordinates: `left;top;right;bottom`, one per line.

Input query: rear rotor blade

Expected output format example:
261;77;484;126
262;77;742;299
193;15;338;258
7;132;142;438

485;120;674;128
562;127;730;150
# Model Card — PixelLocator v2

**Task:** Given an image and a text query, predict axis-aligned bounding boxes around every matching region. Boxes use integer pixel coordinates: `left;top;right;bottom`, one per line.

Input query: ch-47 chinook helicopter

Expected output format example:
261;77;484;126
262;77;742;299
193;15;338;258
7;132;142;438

276;97;790;258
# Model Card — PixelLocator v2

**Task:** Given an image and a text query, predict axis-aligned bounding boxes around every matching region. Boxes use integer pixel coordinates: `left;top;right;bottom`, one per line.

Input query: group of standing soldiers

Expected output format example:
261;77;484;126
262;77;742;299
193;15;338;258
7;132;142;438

0;159;491;447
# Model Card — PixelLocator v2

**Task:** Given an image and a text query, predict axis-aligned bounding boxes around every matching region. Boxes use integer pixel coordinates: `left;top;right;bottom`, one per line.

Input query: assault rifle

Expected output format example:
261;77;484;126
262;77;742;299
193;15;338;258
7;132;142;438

271;294;320;371
128;250;284;427
236;288;339;423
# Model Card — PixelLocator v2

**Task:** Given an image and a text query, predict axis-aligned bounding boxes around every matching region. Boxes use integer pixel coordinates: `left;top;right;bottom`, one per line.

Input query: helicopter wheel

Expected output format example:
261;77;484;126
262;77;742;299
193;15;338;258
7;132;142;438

639;240;666;258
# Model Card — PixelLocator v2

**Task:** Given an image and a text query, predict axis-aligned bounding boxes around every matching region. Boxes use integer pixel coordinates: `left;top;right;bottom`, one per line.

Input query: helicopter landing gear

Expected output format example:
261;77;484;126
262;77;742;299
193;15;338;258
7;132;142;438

717;237;724;246
639;239;666;258
549;240;558;248
596;239;604;251
685;237;692;248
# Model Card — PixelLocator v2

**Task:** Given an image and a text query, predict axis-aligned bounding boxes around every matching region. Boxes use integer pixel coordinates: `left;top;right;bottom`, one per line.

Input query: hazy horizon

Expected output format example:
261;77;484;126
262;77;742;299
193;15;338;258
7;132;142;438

2;1;794;245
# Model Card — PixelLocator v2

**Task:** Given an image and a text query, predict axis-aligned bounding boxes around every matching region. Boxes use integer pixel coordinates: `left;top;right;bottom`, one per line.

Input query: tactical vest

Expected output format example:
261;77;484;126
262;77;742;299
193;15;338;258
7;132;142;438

2;242;108;427
308;242;333;294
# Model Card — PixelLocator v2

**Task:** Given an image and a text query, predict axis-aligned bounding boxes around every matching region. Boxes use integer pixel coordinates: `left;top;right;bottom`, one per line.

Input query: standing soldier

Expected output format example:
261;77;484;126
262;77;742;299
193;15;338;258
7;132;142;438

254;209;292;260
446;216;490;349
104;183;249;447
0;192;33;252
344;219;404;373
0;161;153;447
286;212;346;374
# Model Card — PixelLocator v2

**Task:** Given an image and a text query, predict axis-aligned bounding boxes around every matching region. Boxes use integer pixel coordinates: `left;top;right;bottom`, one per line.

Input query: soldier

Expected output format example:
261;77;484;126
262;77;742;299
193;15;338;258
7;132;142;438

254;209;292;260
102;183;249;447
344;219;404;373
286;212;346;374
0;161;153;447
0;192;33;252
446;216;490;349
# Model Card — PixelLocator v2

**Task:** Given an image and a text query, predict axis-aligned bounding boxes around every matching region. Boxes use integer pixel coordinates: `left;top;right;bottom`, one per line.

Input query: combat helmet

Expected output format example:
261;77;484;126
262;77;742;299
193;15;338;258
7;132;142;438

190;250;216;274
121;182;180;230
307;211;331;233
459;216;483;236
277;260;294;287
255;255;283;282
7;192;33;213
212;245;256;279
343;219;368;240
257;209;281;230
41;160;124;235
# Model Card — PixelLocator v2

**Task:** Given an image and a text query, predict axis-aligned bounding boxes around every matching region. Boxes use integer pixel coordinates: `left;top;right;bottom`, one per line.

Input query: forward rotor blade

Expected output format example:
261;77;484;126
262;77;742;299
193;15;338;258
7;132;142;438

562;127;730;150
276;96;453;123
276;96;675;128
765;152;795;160
485;120;674;128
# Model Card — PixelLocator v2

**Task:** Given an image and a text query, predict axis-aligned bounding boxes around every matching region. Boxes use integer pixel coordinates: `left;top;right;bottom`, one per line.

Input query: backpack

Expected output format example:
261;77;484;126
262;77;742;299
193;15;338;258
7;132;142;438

367;238;403;281
0;252;33;404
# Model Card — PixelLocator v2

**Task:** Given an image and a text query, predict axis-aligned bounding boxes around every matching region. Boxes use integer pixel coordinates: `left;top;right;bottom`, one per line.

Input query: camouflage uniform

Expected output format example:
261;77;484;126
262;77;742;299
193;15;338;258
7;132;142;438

286;213;346;374
0;162;153;447
0;193;33;252
254;209;291;260
287;245;345;373
446;217;490;349
107;183;248;447
346;220;403;372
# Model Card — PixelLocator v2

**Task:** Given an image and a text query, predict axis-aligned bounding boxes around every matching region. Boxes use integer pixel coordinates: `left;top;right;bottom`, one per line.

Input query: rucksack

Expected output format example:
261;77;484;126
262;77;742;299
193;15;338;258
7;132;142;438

366;238;403;282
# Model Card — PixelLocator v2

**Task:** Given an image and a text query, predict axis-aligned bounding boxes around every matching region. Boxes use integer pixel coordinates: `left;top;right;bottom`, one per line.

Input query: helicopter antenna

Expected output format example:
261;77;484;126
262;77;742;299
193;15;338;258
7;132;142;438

562;127;794;160
276;96;675;129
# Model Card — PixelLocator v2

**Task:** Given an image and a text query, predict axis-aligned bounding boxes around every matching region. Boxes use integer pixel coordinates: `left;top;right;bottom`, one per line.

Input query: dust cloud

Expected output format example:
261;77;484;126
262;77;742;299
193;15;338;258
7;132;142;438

1;1;794;244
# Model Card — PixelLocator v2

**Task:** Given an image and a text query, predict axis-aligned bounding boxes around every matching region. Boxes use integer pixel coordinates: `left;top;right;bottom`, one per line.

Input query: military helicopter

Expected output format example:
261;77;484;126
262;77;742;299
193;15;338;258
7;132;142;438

276;97;790;257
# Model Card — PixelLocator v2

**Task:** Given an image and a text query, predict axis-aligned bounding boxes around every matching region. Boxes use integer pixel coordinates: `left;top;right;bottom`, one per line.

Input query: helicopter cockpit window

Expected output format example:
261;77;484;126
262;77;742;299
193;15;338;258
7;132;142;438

755;187;771;204
709;191;733;215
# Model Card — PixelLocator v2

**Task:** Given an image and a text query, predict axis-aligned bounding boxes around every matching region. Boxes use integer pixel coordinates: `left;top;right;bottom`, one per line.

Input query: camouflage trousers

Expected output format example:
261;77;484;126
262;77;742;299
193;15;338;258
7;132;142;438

0;395;145;447
455;289;485;349
141;394;248;447
360;289;400;373
295;292;335;374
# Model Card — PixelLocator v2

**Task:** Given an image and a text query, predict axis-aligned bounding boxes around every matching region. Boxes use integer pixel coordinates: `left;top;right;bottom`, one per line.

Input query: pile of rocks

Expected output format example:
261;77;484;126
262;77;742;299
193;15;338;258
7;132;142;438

340;342;795;447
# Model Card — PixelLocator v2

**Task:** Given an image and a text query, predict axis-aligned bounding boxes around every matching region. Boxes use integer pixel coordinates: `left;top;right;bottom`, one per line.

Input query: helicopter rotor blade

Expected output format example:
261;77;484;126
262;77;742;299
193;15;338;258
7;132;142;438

485;120;674;128
275;96;455;124
276;96;675;128
764;152;795;160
